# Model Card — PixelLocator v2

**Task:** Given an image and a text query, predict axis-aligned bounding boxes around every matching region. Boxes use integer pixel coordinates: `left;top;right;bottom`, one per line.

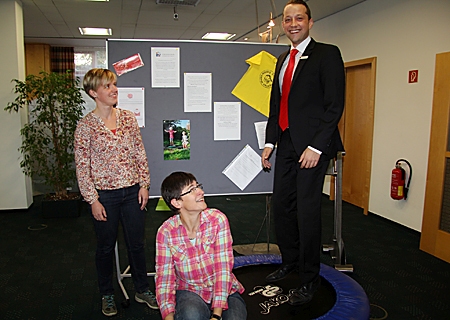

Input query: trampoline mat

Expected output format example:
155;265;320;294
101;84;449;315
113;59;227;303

234;264;336;319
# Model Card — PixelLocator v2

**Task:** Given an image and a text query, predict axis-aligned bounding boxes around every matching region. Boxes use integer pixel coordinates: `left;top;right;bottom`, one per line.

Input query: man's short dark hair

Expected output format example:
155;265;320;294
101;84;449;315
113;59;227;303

161;171;197;213
285;0;312;20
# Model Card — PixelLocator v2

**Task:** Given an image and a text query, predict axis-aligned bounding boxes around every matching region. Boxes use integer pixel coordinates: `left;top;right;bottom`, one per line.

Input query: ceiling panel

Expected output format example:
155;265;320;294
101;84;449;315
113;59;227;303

21;0;366;46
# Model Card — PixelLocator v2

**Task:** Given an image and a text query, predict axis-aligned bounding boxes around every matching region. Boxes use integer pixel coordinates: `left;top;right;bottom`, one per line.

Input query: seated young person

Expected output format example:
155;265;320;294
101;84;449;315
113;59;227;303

155;172;247;320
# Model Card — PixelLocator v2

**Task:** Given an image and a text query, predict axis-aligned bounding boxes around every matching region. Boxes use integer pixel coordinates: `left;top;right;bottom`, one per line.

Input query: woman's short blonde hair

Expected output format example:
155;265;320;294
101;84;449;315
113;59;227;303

83;68;117;99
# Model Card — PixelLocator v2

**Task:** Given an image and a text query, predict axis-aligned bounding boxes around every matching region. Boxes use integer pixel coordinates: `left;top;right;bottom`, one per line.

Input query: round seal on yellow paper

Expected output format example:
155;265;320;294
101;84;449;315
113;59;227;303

259;70;274;89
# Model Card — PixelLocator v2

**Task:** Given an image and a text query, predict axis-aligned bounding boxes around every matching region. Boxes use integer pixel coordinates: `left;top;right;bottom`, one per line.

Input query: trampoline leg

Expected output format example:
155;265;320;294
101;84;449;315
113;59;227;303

335;264;354;273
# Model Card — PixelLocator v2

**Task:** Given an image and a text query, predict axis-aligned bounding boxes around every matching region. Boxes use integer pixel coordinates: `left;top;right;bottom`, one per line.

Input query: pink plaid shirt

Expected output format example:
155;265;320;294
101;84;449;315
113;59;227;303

74;108;150;204
155;208;245;319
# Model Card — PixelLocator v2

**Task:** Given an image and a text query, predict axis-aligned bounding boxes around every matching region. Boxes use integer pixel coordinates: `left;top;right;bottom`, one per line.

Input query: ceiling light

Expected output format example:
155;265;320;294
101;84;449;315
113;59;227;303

156;0;200;6
79;27;112;36
86;0;109;2
202;33;236;41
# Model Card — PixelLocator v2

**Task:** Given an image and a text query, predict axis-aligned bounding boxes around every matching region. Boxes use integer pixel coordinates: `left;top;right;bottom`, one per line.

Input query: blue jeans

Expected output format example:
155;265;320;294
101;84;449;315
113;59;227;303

92;184;149;295
174;290;247;320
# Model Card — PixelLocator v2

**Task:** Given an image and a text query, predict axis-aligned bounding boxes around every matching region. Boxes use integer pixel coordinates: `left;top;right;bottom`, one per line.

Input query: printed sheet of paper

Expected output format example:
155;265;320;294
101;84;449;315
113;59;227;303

184;73;212;112
254;121;267;149
151;47;180;88
222;144;262;190
214;102;241;141
118;87;145;127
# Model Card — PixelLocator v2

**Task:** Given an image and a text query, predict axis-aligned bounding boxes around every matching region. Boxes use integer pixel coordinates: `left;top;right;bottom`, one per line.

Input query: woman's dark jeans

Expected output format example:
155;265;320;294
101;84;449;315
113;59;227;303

92;184;149;295
175;290;247;320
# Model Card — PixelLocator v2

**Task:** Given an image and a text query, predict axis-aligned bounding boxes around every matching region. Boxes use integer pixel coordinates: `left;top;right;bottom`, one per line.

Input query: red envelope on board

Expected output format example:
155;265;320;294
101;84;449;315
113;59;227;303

112;53;144;76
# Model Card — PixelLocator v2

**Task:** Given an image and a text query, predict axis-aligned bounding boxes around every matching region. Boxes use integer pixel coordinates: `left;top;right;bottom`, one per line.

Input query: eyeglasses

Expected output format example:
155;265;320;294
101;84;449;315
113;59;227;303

179;184;203;197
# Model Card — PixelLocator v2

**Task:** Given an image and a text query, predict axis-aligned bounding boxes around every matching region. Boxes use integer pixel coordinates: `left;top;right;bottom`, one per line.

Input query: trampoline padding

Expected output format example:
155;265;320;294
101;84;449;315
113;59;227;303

233;254;370;320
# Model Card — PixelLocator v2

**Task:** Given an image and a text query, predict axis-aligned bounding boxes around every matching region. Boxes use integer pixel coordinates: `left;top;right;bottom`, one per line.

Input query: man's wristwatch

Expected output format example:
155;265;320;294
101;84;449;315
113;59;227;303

211;314;222;320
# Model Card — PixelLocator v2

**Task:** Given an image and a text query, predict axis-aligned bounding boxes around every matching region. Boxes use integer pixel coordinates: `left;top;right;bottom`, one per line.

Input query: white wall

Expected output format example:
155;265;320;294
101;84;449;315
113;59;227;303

304;0;450;231
0;0;33;209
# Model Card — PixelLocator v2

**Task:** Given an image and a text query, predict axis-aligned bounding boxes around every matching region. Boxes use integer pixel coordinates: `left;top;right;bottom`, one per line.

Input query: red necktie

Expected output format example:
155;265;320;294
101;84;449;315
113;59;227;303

279;49;298;131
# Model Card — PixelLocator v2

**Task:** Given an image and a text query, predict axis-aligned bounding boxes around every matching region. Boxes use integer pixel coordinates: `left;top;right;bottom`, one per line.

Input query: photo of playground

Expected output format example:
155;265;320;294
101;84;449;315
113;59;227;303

163;119;190;161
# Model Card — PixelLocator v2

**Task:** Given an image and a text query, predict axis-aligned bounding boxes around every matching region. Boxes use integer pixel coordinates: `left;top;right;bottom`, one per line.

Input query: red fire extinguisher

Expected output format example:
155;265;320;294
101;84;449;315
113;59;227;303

391;159;412;200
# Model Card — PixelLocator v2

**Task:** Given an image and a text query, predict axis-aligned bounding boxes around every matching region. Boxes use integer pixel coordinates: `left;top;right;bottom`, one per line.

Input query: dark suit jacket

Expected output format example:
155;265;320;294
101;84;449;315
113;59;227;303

266;38;345;161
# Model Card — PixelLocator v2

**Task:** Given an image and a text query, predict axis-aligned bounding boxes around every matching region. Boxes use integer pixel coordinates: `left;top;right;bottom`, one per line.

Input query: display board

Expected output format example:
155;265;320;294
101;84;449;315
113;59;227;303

107;39;288;197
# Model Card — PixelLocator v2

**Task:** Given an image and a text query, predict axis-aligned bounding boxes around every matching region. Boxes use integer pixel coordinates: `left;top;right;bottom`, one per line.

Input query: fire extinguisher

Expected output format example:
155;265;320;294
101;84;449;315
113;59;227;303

391;159;412;200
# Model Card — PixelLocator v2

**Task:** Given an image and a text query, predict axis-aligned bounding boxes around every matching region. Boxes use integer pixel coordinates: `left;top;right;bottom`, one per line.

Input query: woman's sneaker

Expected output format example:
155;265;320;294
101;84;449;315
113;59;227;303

135;290;158;309
101;294;117;316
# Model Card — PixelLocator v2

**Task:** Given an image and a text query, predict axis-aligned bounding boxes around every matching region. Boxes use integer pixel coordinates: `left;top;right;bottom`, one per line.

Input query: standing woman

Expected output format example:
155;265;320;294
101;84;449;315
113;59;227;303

156;171;247;320
75;68;158;316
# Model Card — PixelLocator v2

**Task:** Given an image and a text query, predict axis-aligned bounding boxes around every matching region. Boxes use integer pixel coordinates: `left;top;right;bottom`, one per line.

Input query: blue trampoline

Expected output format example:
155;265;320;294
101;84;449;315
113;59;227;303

233;254;369;320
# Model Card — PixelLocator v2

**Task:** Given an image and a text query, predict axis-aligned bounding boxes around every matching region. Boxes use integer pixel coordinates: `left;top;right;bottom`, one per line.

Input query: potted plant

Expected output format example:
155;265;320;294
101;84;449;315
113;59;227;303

5;71;85;217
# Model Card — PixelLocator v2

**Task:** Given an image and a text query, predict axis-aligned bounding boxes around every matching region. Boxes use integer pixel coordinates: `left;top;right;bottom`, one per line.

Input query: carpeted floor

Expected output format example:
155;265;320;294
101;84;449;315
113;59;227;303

0;194;449;319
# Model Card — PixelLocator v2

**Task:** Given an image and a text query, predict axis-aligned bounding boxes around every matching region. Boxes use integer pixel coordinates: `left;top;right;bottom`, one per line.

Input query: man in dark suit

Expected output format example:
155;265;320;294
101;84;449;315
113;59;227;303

261;0;345;306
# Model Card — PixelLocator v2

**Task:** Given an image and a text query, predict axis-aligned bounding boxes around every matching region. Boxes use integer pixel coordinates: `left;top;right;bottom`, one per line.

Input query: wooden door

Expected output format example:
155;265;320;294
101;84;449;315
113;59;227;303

336;58;376;215
420;52;450;263
25;43;51;76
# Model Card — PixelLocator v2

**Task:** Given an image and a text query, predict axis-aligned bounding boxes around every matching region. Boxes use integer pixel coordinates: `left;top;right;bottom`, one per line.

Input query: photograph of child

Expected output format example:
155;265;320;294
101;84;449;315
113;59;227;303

181;131;189;149
163;120;190;160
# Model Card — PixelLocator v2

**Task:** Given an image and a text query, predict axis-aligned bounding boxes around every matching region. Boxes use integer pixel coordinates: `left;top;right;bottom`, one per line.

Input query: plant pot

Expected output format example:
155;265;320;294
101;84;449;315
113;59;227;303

41;193;81;218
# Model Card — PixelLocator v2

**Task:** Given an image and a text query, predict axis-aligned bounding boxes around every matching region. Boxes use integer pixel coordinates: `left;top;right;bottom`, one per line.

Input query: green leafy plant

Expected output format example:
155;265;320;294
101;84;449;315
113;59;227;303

5;71;85;199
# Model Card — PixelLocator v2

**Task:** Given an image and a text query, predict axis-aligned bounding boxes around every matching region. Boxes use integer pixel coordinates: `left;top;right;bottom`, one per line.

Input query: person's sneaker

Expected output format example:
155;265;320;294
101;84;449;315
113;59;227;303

135;290;158;309
101;294;117;316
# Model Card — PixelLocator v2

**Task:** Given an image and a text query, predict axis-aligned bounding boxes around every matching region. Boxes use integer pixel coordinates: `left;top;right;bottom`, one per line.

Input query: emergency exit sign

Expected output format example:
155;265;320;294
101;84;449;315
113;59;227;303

409;70;418;83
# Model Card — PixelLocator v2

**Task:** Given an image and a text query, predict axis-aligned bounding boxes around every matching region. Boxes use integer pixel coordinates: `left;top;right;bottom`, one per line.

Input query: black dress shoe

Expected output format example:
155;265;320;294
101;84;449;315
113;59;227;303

288;277;321;306
265;263;297;283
